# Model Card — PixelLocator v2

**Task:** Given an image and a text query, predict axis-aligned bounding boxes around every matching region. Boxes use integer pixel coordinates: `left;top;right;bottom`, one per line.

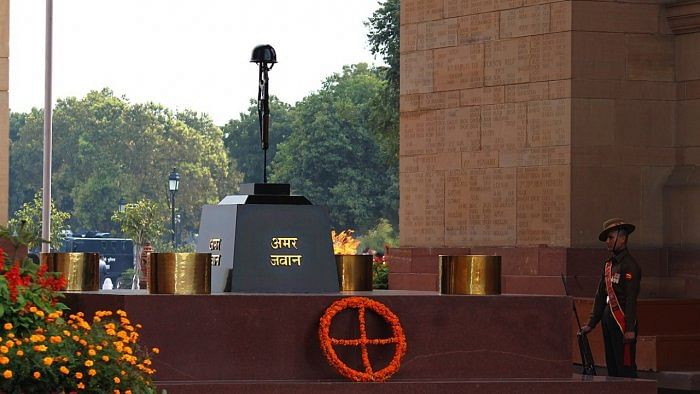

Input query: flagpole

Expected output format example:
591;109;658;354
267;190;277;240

41;0;53;253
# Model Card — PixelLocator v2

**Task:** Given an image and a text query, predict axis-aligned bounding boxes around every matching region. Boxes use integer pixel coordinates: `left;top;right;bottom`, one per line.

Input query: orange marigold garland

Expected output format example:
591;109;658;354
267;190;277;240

318;296;407;382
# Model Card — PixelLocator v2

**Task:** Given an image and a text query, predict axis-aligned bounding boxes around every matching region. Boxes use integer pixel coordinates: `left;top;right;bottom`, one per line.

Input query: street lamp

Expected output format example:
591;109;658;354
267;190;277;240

168;168;180;246
118;197;126;213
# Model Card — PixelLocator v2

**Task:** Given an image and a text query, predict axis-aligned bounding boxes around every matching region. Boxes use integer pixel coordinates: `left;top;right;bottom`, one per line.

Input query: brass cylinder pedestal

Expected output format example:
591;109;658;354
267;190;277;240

335;255;373;291
41;252;100;291
148;253;211;295
439;255;501;295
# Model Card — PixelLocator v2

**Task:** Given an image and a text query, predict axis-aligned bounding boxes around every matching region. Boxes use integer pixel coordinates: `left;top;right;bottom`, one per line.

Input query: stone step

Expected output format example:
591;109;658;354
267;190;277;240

155;377;656;394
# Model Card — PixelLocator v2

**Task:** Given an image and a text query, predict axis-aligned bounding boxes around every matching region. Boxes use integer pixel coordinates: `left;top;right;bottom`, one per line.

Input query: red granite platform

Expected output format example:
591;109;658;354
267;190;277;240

63;291;655;393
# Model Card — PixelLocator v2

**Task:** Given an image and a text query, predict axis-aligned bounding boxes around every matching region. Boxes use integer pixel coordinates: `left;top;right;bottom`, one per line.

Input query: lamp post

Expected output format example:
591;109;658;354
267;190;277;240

118;197;126;213
168;168;180;246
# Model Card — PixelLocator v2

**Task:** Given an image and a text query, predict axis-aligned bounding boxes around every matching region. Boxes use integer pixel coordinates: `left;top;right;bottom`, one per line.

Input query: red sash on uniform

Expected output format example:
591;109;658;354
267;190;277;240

605;259;632;367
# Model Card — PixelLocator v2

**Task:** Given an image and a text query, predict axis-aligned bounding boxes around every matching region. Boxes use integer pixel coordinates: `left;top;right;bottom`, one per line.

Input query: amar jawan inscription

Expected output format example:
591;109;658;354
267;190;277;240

270;237;302;267
208;238;222;266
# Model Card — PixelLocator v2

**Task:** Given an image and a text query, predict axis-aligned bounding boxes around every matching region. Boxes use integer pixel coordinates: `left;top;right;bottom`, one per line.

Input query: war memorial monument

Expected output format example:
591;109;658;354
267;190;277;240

1;0;700;392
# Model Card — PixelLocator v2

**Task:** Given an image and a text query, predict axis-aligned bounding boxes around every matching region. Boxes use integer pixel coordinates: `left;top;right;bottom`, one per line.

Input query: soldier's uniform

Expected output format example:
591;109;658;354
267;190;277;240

586;224;642;378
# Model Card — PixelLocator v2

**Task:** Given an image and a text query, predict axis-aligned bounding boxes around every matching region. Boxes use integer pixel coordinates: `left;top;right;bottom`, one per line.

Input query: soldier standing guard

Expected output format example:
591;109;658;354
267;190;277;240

581;218;642;378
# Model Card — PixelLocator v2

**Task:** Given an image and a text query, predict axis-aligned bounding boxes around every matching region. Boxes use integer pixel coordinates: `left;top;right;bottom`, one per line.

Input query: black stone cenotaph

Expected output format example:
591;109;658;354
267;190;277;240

196;183;339;293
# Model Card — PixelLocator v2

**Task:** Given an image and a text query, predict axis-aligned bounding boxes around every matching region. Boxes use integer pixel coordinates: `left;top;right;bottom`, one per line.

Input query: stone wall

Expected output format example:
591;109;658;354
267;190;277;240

395;0;700;295
400;0;700;249
400;0;572;248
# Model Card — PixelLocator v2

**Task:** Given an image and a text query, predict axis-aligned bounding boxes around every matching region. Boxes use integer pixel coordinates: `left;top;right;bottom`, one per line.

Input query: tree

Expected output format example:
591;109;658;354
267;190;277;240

365;0;400;164
7;190;71;250
9;112;27;142
111;199;166;289
9;109;44;214
9;89;243;240
358;218;398;254
223;97;294;183
270;64;392;232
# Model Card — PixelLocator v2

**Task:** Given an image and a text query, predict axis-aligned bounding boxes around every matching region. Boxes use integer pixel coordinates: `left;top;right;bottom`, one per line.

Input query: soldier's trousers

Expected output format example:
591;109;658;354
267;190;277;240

601;305;638;378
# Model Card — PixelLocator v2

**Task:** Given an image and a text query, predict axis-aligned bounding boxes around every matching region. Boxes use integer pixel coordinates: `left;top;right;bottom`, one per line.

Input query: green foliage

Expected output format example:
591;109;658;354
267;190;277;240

223;97;294;183
111;199;165;249
365;0;400;166
9;89;243;238
270;64;394;231
9;109;44;214
9;112;27;142
373;261;389;289
7;190;71;250
359;218;398;254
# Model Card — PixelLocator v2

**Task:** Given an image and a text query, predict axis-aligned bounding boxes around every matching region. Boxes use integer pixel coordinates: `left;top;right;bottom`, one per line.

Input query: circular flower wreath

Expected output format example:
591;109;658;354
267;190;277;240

318;296;407;382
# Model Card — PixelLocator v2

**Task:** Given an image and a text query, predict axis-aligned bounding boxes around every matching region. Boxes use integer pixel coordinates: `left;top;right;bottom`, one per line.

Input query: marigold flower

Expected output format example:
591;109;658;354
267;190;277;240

5;341;12;348
29;306;37;313
33;371;41;379
33;345;48;352
15;350;23;356
63;330;71;337
35;310;45;318
114;376;121;384
88;368;97;376
79;339;88;346
43;356;54;366
88;349;96;356
0;357;8;365
6;334;13;339
3;323;12;330
30;334;45;343
77;382;85;389
102;355;110;362
3;370;12;379
75;372;83;379
60;366;69;374
85;360;94;367
126;390;132;394
152;347;160;354
72;335;80;342
0;346;8;354
50;336;62;344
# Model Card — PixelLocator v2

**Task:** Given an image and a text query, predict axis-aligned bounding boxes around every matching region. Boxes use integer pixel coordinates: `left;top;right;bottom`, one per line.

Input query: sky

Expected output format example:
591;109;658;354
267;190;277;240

9;0;384;125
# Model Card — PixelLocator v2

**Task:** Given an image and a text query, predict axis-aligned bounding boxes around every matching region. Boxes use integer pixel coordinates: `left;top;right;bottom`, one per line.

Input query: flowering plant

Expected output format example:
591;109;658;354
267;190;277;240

0;309;158;393
0;224;158;393
331;230;360;255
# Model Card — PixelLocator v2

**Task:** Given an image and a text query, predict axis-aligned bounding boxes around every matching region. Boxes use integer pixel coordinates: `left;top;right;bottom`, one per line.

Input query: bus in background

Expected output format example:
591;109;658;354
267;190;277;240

60;235;134;288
